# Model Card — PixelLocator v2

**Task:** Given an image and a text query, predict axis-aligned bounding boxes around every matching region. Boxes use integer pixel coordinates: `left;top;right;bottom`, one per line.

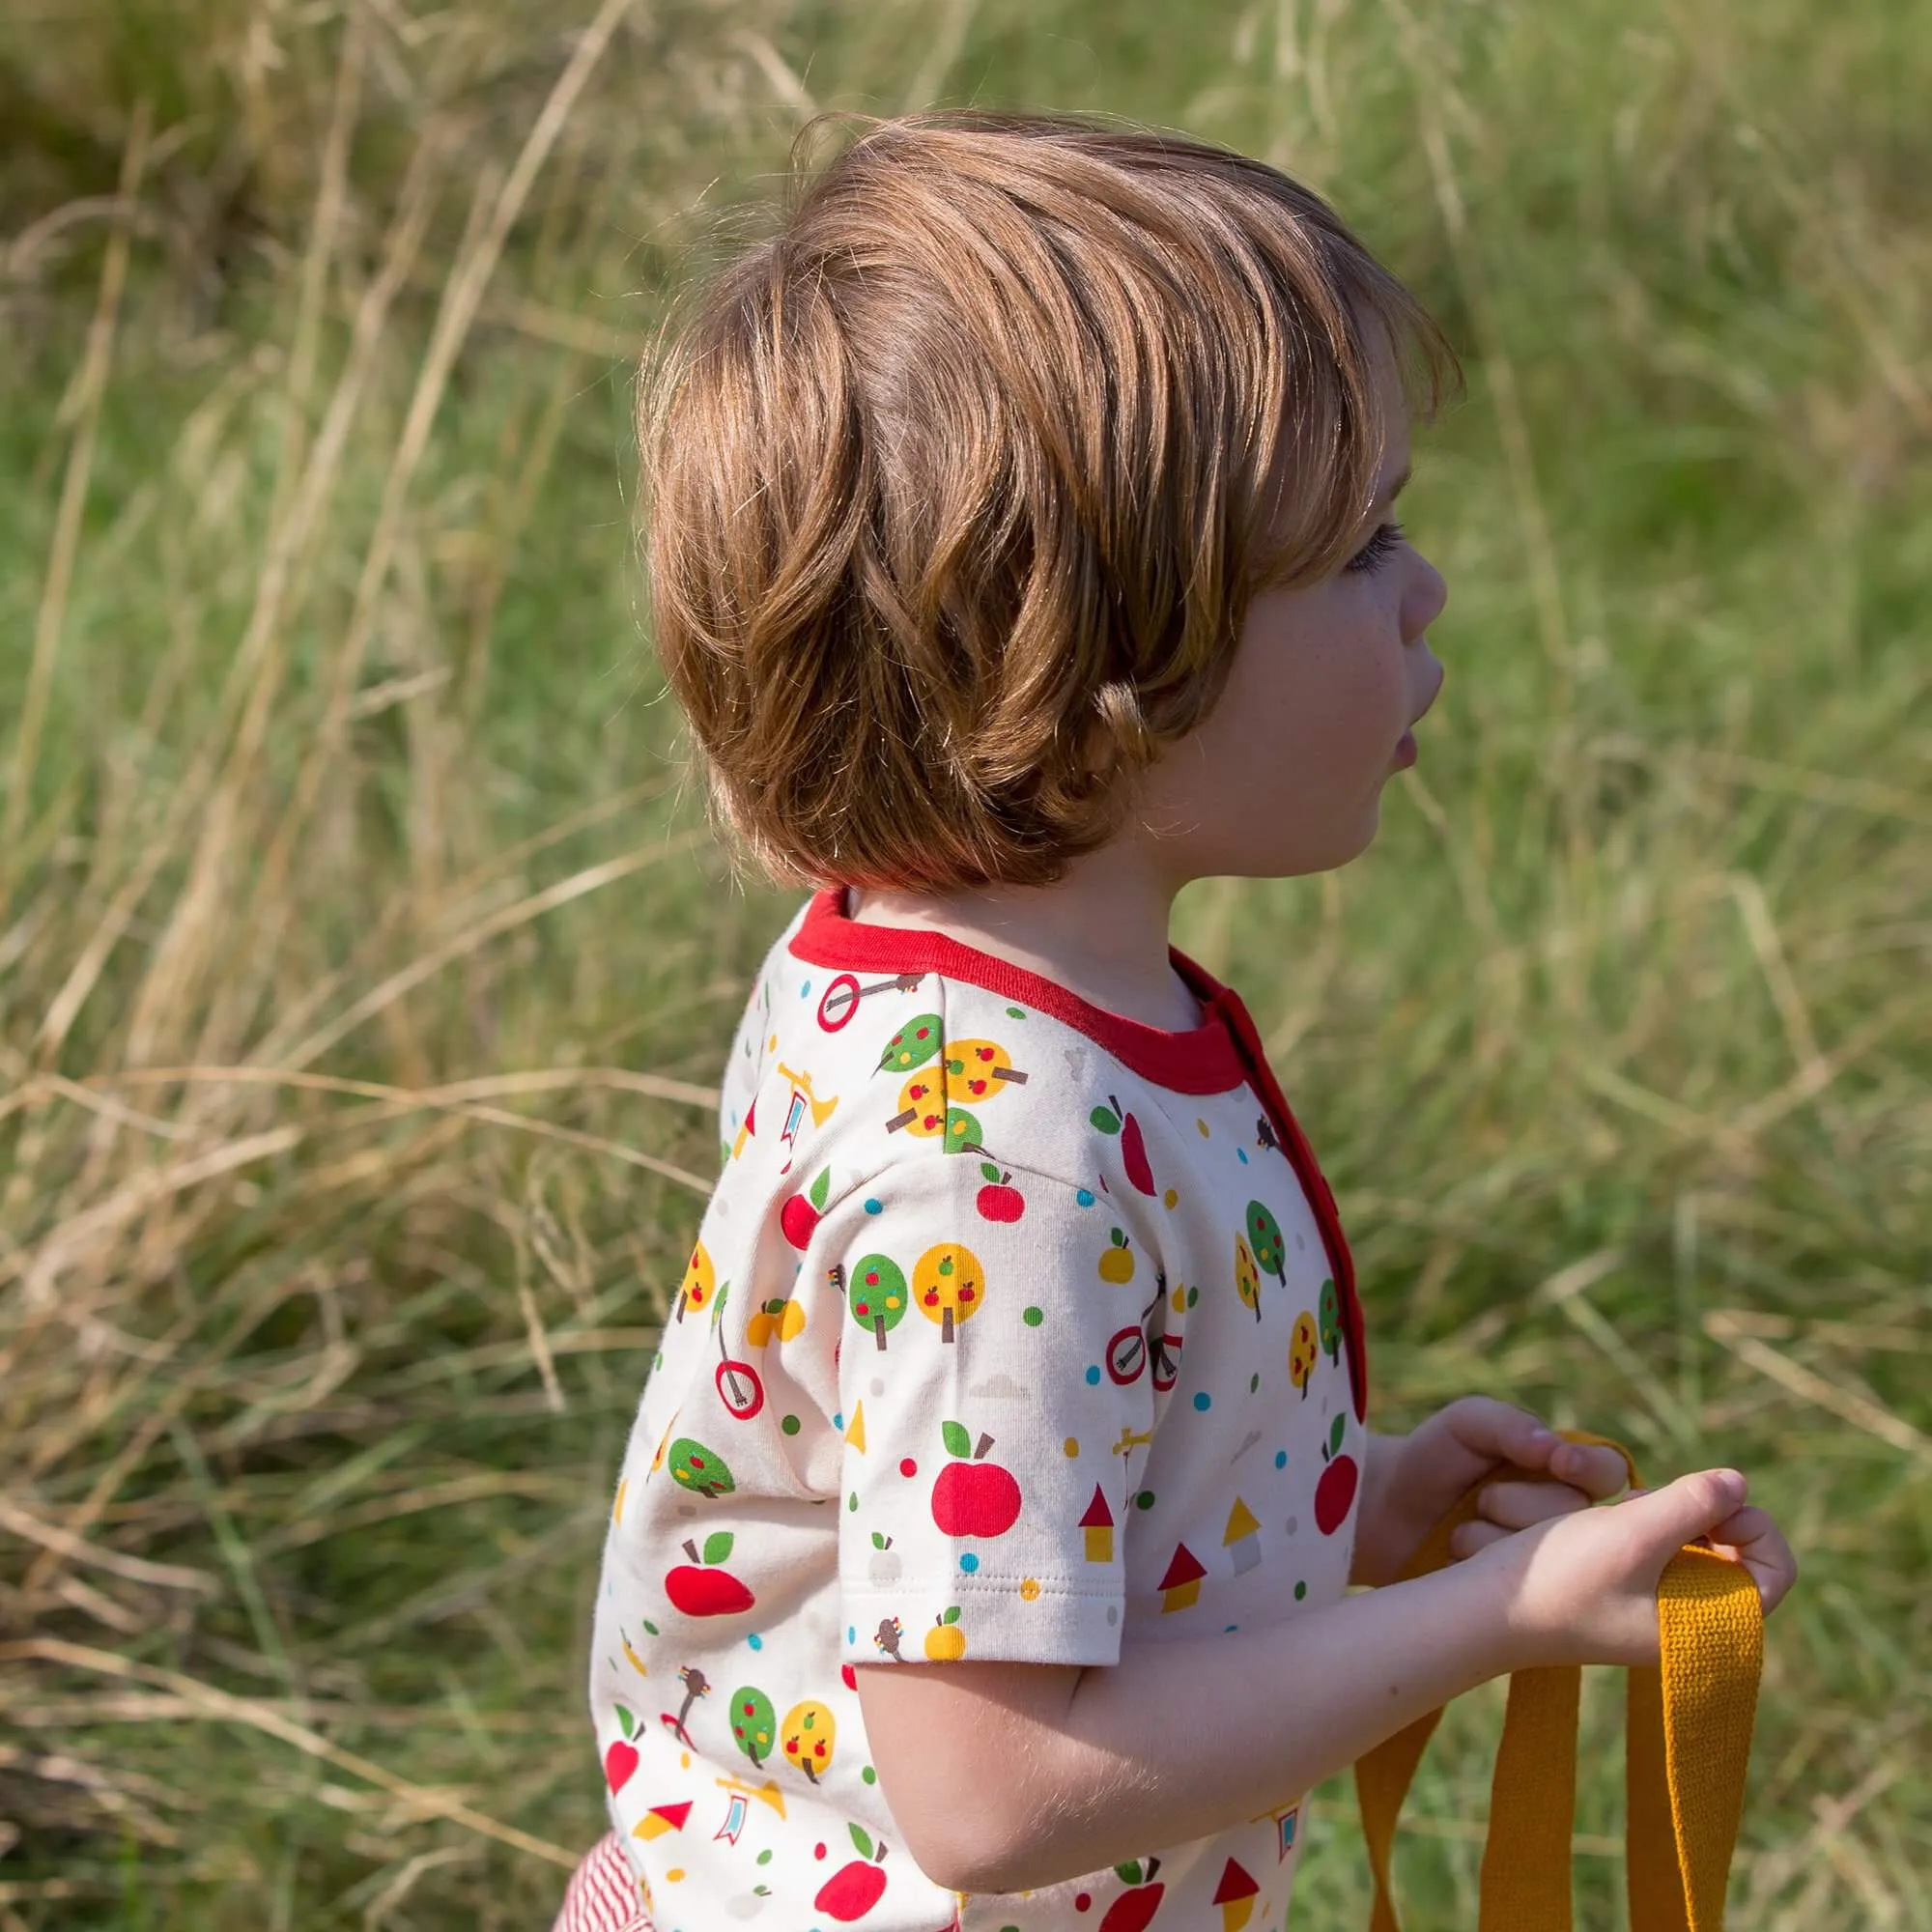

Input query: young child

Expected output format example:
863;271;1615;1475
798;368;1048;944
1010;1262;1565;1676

553;112;1796;1932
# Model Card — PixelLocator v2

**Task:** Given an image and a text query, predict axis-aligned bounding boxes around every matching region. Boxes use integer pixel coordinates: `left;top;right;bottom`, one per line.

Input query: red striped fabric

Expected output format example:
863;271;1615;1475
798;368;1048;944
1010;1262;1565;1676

552;1833;651;1932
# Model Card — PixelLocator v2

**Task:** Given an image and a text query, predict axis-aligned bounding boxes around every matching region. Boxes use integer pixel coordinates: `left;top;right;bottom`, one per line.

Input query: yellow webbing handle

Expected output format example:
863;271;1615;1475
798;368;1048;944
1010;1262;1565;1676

1354;1431;1763;1931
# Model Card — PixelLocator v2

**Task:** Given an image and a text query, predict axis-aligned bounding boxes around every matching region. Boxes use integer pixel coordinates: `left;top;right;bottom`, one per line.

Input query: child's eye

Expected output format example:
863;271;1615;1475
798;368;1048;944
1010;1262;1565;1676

1345;521;1405;575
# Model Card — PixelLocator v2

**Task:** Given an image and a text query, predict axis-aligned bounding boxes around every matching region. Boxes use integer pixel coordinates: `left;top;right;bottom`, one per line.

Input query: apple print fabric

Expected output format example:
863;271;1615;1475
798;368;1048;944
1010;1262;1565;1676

585;888;1368;1932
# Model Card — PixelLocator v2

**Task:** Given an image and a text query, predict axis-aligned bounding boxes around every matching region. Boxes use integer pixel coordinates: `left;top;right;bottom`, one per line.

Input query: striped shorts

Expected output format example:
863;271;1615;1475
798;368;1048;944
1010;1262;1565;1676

552;1833;650;1932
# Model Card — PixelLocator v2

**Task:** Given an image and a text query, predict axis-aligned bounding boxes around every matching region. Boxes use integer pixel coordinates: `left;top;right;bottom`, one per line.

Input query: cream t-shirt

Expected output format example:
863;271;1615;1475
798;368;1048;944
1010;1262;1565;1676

588;888;1370;1931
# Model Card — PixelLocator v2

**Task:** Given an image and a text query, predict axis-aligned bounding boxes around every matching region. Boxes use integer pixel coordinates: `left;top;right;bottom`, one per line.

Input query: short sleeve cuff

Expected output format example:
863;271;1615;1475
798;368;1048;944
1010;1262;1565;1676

841;1576;1123;1669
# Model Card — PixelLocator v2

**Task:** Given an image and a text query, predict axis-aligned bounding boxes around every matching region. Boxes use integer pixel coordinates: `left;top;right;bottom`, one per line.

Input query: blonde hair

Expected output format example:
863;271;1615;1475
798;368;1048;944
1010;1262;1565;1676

640;111;1459;891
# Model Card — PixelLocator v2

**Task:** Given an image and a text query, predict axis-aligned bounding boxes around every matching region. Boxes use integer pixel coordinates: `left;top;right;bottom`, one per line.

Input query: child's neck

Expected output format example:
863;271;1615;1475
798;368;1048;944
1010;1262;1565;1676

846;844;1205;1033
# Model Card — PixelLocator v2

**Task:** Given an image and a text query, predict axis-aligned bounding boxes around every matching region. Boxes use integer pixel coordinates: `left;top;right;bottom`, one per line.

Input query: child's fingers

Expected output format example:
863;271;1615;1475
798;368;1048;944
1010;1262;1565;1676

1703;1505;1800;1615
1453;1473;1773;1569
1448;1517;1515;1560
1475;1478;1594;1531
1441;1398;1566;1473
1547;1439;1632;1501
1460;1407;1628;1500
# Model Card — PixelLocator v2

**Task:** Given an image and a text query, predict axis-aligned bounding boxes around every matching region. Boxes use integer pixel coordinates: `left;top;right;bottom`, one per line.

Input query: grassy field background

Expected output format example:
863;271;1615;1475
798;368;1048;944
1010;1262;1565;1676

2;0;1927;1926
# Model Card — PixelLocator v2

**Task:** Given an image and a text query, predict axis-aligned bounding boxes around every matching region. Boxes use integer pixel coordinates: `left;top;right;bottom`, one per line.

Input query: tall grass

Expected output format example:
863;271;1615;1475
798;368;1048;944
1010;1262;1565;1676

1;1;1926;1926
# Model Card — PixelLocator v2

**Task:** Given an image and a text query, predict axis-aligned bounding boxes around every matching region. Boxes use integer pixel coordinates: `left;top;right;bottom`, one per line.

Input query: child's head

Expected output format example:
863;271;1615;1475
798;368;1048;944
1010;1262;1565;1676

640;111;1458;895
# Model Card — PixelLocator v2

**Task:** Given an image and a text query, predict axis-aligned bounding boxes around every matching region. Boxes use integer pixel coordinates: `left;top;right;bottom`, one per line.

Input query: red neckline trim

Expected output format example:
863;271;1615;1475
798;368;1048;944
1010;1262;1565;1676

787;887;1368;1420
790;887;1248;1094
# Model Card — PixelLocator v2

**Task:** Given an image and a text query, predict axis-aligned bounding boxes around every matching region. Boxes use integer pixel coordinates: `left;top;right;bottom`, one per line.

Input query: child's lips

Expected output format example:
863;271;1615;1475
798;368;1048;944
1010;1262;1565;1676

1393;728;1419;769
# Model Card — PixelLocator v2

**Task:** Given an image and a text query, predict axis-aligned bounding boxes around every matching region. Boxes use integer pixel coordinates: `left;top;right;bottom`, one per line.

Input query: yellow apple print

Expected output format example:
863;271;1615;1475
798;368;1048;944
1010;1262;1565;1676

923;1606;967;1661
747;1293;807;1348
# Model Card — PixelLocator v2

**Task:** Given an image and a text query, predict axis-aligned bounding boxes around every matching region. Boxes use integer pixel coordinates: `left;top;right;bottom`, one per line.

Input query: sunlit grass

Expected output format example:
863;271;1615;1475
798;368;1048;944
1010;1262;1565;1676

1;1;1927;1926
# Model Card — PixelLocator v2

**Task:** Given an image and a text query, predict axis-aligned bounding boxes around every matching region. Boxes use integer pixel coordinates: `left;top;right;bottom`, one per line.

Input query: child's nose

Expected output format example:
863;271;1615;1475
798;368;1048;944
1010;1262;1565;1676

1404;553;1448;642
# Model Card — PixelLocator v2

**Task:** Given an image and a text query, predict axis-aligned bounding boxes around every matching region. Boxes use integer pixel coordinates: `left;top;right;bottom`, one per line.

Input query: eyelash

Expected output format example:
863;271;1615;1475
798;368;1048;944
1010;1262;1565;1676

1346;521;1406;575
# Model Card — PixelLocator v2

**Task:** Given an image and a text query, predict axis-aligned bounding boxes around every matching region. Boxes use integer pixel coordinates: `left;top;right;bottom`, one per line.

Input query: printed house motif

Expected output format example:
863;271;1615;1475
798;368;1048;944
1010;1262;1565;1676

1157;1542;1206;1612
1223;1496;1262;1575
1080;1485;1115;1563
634;1801;692;1841
1213;1858;1261;1931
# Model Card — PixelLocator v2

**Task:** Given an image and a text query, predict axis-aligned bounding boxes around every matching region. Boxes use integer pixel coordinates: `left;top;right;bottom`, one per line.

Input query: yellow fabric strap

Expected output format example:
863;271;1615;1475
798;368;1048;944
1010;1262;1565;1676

1354;1430;1763;1932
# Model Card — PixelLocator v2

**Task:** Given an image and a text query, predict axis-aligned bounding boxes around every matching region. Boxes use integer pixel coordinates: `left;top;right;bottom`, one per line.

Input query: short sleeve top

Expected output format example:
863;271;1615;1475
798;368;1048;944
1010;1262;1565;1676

588;888;1370;1932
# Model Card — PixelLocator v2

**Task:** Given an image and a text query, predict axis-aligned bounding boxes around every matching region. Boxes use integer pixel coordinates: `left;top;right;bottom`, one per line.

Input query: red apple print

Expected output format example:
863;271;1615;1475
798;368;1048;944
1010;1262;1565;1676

603;1738;639;1794
930;1420;1022;1538
1315;1412;1359;1536
1091;1094;1156;1196
1098;1858;1165;1932
781;1167;833;1249
976;1161;1025;1223
664;1532;756;1616
816;1861;887;1921
815;1825;890;1921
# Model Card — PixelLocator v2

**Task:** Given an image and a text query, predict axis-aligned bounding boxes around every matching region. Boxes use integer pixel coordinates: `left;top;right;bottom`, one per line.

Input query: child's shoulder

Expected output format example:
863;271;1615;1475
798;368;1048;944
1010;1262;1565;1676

719;889;1257;1206
703;893;1321;1291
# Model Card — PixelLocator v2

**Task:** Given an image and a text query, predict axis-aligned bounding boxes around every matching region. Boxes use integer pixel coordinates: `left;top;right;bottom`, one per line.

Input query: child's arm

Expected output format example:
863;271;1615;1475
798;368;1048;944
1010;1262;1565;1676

856;1468;1794;1893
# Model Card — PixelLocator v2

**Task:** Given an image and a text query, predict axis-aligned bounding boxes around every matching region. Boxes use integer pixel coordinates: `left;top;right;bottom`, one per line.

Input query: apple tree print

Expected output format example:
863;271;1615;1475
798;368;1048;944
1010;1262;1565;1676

943;1037;1029;1110
1245;1201;1287;1285
667;1435;734;1499
781;1696;836;1783
1235;1234;1262;1322
914;1239;984;1343
728;1683;777;1768
1289;1310;1319;1397
877;1012;943;1074
1318;1275;1343;1365
844;1253;909;1350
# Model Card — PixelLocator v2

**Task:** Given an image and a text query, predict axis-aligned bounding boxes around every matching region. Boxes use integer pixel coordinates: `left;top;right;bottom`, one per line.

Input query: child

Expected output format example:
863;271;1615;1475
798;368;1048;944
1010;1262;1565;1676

554;112;1796;1932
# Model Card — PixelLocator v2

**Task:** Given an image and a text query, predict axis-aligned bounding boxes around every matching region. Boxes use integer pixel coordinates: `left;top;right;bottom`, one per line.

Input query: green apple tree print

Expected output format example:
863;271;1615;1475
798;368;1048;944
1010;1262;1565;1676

1318;1276;1342;1365
878;1013;943;1074
728;1684;778;1768
846;1254;909;1351
668;1435;735;1499
1245;1201;1286;1286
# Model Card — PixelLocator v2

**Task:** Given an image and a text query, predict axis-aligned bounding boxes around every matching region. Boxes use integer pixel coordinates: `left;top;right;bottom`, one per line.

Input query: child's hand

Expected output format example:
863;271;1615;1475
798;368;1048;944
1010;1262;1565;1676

1351;1396;1630;1588
1473;1467;1800;1668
